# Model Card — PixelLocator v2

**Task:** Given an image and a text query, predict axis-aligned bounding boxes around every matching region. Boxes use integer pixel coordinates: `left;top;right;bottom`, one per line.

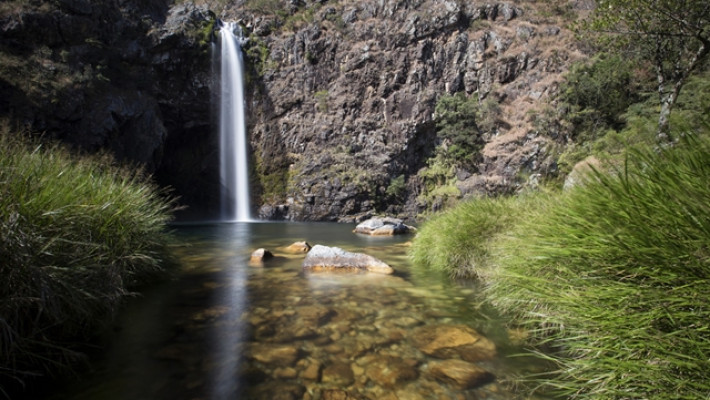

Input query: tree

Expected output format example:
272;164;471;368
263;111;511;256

586;0;710;143
434;93;483;171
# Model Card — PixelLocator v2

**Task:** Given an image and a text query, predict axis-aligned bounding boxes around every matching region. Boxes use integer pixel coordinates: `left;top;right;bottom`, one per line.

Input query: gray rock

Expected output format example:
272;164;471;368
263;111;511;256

302;245;394;274
353;217;415;236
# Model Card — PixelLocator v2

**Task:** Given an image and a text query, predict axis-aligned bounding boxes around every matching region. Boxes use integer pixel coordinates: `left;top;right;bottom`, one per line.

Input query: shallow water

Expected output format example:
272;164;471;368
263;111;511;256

41;222;549;400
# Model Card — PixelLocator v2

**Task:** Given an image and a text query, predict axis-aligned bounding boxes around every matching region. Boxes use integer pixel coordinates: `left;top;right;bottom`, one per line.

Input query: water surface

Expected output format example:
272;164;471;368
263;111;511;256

44;222;548;399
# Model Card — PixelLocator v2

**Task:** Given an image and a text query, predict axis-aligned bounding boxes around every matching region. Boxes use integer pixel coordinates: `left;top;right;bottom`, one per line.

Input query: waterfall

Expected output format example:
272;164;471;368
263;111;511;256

219;21;251;222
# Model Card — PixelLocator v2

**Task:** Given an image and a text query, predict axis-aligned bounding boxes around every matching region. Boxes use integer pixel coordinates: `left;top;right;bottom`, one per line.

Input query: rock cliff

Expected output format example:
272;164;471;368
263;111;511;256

227;0;586;221
1;0;588;221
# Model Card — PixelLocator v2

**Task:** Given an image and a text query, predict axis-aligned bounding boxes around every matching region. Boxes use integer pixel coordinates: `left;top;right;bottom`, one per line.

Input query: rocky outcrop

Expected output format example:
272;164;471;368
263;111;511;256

302;245;394;274
0;0;218;215
2;0;586;221
354;217;415;236
232;0;584;221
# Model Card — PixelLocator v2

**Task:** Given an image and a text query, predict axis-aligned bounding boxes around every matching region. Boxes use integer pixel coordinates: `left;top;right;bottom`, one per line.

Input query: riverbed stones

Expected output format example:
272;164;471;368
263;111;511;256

428;359;495;389
353;217;415;236
285;241;312;253
302;245;394;274
248;343;300;366
411;324;497;362
363;355;419;387
322;361;355;385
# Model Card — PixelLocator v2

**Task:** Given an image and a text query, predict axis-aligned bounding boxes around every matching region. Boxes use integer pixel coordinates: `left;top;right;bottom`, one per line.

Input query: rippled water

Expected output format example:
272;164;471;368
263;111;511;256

41;222;550;400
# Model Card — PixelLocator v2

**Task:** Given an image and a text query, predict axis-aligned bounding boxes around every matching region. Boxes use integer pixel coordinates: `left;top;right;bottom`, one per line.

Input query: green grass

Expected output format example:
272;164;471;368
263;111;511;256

410;195;536;280
410;132;710;398
0;132;177;393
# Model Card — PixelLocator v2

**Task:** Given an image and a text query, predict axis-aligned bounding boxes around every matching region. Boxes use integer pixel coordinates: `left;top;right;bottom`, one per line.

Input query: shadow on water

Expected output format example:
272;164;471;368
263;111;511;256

34;222;553;400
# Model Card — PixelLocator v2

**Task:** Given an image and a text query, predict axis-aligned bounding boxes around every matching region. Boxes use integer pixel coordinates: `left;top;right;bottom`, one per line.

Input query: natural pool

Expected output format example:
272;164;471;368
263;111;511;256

40;222;550;400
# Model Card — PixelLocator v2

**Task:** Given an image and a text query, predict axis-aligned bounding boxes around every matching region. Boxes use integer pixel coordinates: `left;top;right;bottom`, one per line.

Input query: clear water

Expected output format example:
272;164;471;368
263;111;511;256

40;222;550;399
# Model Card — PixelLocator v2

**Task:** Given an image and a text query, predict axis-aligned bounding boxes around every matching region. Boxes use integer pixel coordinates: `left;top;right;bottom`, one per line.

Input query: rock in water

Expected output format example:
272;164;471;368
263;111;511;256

428;359;495;389
302;245;394;274
411;324;497;362
285;241;312;253
250;248;273;264
354;217;415;236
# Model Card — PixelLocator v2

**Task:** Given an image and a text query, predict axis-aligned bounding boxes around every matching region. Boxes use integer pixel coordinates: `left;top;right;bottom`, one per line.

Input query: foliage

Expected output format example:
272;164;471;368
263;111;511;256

433;92;483;171
0;132;177;392
582;0;710;141
556;69;710;174
314;90;329;112
384;174;406;202
560;53;646;135
484;133;710;398
410;195;535;279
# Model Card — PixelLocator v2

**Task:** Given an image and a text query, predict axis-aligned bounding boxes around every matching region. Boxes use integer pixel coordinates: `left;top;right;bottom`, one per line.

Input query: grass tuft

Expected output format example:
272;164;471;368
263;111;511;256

0;131;177;391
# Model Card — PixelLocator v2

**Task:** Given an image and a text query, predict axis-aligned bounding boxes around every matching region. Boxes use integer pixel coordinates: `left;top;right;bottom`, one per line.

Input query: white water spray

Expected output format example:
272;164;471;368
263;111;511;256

219;21;251;222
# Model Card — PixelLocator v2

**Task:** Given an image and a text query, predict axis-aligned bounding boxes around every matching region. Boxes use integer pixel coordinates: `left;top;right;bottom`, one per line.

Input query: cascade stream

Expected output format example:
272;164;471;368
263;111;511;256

219;21;250;222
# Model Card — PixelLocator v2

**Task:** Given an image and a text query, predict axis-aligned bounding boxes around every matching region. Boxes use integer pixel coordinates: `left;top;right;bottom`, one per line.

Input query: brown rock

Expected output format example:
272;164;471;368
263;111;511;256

411;324;497;362
364;356;419;387
302;245;394;274
321;389;360;400
322;361;355;385
285;241;312;253
301;360;322;381
428;359;495;389
248;343;300;366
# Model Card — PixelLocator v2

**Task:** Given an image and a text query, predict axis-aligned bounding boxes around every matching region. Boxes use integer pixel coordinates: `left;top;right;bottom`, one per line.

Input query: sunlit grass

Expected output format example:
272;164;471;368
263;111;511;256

0;132;177;392
485;134;710;398
410;195;537;280
411;132;710;398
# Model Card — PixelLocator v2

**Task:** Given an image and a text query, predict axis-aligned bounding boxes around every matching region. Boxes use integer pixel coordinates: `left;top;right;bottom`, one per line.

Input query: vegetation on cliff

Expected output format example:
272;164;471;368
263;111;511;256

0;131;177;394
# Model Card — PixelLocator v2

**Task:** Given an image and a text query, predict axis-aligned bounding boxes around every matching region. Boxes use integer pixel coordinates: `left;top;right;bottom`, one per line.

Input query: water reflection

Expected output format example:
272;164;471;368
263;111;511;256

37;222;551;400
209;222;251;399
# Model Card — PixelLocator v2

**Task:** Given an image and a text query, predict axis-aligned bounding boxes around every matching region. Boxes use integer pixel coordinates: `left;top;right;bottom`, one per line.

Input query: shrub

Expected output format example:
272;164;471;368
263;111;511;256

485;133;710;398
0;132;177;392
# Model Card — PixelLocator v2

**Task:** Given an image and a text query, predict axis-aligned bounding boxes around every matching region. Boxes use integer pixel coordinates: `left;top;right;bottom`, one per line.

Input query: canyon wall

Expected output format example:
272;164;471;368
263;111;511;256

0;0;589;221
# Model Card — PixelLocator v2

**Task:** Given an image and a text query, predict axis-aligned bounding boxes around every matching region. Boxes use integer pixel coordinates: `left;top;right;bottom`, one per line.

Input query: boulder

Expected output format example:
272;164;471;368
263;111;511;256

302;245;394;274
428;359;495;389
250;248;274;264
353;217;415;236
411;324;497;362
284;241;312;253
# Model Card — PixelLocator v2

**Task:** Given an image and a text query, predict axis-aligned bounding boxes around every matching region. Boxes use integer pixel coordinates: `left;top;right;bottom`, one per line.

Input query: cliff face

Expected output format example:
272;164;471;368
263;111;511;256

1;0;587;221
0;0;217;211
229;0;586;221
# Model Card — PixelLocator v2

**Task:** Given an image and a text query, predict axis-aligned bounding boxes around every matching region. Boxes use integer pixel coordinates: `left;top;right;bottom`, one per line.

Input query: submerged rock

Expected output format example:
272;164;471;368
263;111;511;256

428;359;495;389
302;245;394;274
353;217;415;236
411;324;497;362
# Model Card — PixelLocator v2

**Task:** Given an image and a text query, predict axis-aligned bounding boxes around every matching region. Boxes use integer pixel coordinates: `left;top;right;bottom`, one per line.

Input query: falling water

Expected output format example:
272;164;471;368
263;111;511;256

219;21;251;222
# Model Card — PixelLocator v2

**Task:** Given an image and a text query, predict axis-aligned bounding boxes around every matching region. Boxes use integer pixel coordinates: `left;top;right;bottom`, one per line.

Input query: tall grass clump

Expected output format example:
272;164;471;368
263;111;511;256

410;195;537;279
486;133;710;398
0;132;177;393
